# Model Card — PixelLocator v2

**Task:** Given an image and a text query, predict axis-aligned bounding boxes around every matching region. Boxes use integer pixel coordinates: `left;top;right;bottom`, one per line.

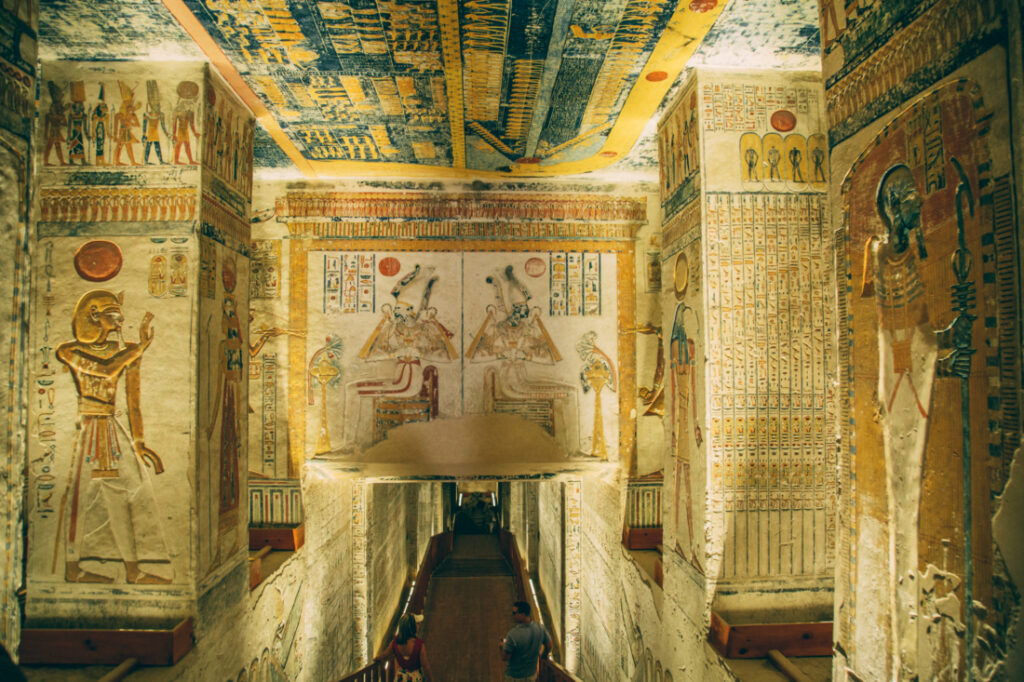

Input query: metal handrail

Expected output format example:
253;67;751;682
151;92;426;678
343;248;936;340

338;531;453;682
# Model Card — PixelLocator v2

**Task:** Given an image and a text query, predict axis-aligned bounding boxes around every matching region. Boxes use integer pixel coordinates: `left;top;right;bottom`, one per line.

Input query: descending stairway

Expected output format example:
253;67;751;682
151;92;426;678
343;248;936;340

419;532;516;681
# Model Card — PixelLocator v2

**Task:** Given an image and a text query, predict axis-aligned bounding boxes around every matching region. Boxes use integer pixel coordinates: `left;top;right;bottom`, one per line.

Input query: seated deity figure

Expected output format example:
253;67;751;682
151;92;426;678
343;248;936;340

468;265;579;452
344;265;456;448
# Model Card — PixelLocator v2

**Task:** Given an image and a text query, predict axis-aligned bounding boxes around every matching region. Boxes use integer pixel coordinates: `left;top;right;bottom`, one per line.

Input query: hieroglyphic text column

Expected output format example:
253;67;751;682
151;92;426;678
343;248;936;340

660;68;836;613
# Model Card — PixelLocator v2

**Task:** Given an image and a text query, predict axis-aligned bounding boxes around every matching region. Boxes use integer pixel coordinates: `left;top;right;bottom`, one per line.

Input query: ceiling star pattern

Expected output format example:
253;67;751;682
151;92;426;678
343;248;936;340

175;0;724;175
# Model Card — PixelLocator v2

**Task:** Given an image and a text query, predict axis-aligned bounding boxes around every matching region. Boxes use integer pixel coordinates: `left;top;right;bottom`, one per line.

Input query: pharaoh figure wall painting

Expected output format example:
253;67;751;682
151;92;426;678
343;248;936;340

844;80;1017;679
26;236;195;622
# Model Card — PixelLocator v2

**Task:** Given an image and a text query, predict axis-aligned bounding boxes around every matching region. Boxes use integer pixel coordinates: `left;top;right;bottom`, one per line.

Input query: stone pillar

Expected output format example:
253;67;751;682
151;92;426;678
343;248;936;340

658;68;835;610
24;60;253;633
0;0;36;656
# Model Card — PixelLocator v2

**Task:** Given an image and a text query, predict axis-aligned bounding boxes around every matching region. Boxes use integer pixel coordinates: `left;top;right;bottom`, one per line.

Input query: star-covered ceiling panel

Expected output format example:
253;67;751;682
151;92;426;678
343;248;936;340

165;0;728;177
39;0;205;61
690;0;820;69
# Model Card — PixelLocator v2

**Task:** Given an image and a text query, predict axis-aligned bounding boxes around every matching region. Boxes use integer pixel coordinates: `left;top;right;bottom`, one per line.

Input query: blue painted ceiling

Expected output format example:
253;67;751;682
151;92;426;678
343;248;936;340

39;0;821;177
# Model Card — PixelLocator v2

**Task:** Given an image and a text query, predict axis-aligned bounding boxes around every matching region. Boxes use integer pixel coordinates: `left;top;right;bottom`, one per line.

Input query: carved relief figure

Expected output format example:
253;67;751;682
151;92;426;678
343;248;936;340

43;81;68;166
207;259;244;535
112;82;140;166
669;292;702;571
789;146;804;182
468;265;560;366
54;291;171;584
67;82;89;166
744;147;759;181
142;80;168;165
860;163;952;678
91;85;110;165
767;145;782;181
172;81;200;165
812;146;826;182
468;264;578;451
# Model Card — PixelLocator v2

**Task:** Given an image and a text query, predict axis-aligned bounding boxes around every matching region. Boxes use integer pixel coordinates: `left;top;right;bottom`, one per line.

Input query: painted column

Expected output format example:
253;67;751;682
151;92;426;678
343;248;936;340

24;60;253;629
659;68;836;609
0;0;36;656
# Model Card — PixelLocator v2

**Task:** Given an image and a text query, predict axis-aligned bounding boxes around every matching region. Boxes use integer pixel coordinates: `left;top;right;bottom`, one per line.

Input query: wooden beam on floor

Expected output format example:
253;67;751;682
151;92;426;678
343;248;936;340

249;523;305;551
708;611;833;658
19;618;193;665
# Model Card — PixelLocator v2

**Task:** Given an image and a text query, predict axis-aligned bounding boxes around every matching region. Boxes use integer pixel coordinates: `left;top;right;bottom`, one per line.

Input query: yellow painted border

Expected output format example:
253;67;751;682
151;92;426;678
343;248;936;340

163;0;727;178
286;237;636;475
161;0;315;176
437;0;466;168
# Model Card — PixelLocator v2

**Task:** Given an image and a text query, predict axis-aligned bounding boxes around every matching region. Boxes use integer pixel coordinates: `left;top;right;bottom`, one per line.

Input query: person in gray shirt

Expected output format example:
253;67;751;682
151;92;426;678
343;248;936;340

500;600;551;681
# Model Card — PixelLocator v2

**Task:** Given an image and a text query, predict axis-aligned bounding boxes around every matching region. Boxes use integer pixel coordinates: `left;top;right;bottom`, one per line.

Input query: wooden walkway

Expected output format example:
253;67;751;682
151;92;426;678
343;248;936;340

419;533;516;682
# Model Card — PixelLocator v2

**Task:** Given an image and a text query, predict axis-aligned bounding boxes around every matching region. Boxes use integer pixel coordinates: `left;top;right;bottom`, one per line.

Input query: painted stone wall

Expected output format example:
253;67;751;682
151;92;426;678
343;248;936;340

824;1;1023;678
260;186;643;478
197;70;254;591
658;69;836;616
702;69;833;598
633;189;669;478
23;60;254;631
574;470;733;682
301;468;355;681
247;215;299;527
26;472;340;681
26;232;196;620
538;479;564;645
28;61;203;623
0;0;34;654
367;482;409;655
658;74;707;583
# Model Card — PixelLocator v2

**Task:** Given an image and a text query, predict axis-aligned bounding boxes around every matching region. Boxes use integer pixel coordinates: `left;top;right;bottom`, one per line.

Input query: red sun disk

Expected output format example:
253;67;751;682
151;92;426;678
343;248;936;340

771;110;797;132
689;0;717;12
379;256;401;277
525;258;546;278
73;240;123;282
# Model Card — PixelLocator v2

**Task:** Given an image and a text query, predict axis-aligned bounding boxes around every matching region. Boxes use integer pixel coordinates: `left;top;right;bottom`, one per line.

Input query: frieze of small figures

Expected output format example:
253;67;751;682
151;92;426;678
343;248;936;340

38;187;196;222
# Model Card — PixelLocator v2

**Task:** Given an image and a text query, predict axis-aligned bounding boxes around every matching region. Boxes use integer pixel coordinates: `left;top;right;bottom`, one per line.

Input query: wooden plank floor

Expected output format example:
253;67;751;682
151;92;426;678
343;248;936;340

419;533;516;682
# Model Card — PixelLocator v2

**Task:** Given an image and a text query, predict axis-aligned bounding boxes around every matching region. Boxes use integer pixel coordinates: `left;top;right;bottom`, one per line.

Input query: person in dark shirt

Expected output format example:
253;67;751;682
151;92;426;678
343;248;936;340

500;600;551;682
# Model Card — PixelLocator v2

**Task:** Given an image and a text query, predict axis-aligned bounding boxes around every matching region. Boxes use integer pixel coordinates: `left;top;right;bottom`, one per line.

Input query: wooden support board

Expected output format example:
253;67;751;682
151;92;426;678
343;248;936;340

622;525;662;550
249;523;305;550
708;611;833;658
19;617;193;665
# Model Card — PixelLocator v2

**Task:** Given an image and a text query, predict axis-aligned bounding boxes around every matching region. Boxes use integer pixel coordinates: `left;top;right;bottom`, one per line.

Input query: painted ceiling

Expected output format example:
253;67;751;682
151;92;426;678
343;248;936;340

39;0;821;179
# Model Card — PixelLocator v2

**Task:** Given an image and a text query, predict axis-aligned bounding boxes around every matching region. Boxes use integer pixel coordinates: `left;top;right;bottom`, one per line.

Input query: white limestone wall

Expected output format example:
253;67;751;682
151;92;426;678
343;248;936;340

300;470;355;680
367;482;409;656
577;471;734;682
538;479;563;645
633;189;667;477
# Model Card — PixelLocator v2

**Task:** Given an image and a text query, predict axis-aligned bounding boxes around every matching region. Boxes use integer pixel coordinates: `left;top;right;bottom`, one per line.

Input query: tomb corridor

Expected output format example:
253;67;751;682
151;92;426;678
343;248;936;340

1;0;1024;680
